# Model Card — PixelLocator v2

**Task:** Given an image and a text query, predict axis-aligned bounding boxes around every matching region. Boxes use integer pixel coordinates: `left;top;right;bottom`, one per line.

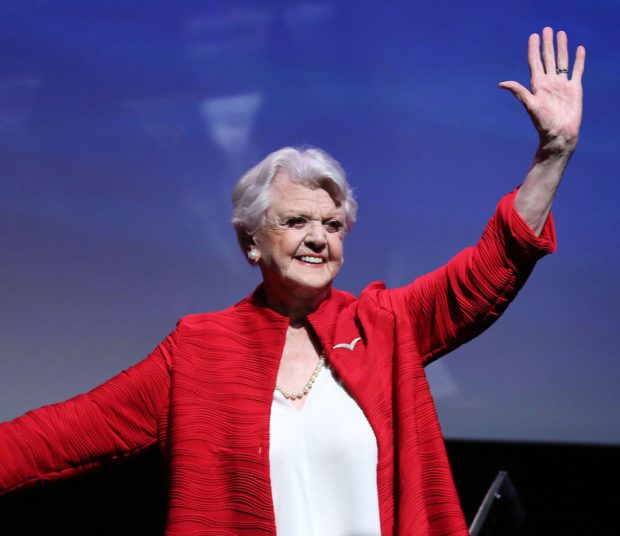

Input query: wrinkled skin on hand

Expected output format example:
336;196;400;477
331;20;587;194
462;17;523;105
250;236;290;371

500;27;586;154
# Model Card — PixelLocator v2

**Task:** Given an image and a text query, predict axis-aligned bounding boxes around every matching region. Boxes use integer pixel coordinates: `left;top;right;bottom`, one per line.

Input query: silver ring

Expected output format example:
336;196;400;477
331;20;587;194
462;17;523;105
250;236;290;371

556;67;569;74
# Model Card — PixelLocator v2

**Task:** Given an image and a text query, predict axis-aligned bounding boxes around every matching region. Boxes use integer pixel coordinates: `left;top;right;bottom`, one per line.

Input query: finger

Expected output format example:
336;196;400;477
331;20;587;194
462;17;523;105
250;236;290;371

499;81;534;108
528;32;544;78
556;30;569;77
541;27;556;74
571;45;586;82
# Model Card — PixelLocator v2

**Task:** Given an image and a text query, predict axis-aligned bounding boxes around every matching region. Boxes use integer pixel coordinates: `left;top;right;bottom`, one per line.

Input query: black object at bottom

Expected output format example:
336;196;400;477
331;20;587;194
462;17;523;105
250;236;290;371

469;470;526;536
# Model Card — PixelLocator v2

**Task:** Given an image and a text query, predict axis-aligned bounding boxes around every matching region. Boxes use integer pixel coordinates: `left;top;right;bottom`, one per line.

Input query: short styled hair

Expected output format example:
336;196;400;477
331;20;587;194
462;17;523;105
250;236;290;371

231;147;357;242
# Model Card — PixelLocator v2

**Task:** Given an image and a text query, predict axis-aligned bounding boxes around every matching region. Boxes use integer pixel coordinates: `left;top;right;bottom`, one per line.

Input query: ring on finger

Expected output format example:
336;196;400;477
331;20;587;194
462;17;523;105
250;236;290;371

556;67;569;74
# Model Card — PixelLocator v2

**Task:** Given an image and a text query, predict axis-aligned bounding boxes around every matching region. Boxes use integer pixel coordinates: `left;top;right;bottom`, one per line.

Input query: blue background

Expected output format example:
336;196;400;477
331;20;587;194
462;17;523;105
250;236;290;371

2;1;618;444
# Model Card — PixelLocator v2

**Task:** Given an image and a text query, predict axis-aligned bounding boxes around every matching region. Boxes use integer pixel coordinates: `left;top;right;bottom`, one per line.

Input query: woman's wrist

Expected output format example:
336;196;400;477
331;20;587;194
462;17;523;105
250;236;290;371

537;133;578;158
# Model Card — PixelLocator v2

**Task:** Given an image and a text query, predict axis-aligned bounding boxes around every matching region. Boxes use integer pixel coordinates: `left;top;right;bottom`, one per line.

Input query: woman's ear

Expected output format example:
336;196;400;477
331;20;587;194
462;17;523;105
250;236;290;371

238;231;260;264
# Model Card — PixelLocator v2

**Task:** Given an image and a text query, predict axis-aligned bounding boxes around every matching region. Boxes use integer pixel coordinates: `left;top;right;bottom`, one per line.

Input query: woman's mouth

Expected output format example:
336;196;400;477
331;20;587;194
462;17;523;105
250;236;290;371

296;255;325;265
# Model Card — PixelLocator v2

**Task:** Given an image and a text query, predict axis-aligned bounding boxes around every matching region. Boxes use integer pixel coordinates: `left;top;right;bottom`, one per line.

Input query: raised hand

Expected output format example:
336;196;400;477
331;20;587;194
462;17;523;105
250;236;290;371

500;27;586;154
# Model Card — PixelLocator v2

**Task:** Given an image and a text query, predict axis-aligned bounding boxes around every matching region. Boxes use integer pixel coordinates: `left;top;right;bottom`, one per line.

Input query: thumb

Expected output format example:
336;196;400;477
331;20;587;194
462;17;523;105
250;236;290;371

498;81;533;108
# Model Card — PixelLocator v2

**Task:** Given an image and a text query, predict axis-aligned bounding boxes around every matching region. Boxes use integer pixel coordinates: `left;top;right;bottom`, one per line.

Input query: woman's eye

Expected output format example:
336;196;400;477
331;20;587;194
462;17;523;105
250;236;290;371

285;217;307;228
326;220;344;232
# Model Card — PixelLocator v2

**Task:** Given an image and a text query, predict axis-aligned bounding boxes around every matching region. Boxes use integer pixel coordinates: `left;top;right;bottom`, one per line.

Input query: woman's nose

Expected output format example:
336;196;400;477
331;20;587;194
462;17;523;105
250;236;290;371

304;221;327;250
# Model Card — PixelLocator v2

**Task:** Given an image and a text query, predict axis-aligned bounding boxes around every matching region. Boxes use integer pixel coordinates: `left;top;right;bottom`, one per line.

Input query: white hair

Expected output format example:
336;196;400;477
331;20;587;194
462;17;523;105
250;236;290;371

231;146;357;242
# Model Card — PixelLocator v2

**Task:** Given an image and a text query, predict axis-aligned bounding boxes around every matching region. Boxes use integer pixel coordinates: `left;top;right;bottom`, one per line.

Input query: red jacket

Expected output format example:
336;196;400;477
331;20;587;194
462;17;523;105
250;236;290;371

0;191;555;535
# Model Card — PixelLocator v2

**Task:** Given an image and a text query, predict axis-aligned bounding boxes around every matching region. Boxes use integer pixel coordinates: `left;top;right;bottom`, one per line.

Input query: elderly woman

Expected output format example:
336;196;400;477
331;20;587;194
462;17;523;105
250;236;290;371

0;28;584;535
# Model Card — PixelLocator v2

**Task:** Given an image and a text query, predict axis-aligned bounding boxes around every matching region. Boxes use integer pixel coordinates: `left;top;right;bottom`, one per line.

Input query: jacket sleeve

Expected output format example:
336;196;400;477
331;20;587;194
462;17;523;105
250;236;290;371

0;324;179;494
375;189;556;366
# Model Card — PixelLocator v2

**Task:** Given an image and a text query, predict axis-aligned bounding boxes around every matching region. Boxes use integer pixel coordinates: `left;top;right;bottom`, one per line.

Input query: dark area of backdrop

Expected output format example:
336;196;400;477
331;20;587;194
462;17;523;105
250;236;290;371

1;0;619;481
1;440;618;534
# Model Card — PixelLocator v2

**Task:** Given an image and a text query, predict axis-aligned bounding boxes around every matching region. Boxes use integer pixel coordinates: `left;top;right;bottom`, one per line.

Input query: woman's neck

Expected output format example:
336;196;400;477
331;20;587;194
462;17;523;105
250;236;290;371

262;283;330;323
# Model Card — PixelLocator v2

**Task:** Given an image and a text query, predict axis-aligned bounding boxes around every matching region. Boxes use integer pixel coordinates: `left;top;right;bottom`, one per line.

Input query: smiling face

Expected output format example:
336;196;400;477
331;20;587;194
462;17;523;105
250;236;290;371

254;171;346;304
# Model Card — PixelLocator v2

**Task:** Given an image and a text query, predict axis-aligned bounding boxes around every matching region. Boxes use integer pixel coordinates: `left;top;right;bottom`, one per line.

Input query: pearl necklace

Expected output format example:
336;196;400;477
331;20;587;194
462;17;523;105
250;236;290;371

276;355;326;400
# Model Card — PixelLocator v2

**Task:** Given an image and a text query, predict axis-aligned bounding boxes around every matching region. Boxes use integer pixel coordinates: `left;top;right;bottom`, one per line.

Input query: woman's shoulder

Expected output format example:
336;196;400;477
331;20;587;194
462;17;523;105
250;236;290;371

173;295;286;335
176;303;245;330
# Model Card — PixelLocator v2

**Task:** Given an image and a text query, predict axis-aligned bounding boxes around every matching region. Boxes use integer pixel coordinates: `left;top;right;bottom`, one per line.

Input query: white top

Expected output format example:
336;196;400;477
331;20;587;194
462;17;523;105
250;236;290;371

269;365;382;536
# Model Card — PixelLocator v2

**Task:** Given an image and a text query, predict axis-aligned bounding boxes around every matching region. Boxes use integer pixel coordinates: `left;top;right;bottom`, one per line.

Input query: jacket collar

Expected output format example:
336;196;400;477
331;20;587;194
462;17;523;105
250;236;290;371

244;283;356;353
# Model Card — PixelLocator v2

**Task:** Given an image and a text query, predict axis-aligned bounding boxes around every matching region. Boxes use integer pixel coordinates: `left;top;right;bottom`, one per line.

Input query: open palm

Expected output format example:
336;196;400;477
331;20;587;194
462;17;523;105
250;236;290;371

500;27;586;152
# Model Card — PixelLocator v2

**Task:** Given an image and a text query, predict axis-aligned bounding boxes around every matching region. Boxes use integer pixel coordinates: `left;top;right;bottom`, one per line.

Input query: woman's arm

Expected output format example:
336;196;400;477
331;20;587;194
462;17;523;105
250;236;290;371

371;28;584;364
375;190;555;365
0;327;178;494
500;27;586;235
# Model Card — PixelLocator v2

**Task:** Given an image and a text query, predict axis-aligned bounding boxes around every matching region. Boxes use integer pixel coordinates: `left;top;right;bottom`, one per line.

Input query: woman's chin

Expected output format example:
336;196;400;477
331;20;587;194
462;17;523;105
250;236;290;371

289;268;339;293
268;273;334;300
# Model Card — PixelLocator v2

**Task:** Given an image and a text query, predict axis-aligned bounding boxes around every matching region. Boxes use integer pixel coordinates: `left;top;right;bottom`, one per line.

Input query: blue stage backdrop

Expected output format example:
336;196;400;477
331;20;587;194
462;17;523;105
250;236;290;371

1;1;618;444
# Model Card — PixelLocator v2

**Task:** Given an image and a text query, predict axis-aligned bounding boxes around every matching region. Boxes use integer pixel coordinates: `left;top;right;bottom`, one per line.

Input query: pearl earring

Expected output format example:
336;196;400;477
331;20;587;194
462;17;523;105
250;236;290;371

247;248;259;261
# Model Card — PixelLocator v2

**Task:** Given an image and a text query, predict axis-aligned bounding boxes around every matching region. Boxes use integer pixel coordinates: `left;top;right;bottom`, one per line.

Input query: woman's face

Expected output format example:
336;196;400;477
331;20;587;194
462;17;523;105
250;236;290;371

254;172;346;298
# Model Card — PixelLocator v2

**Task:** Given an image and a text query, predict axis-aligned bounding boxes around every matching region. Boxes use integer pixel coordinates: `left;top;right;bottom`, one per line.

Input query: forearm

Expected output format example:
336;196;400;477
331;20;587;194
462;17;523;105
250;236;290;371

505;27;584;235
0;333;174;494
0;393;155;493
514;144;574;236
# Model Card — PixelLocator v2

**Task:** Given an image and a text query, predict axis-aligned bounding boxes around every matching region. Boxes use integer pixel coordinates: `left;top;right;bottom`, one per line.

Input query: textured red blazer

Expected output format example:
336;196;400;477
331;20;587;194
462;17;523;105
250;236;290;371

0;191;555;535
